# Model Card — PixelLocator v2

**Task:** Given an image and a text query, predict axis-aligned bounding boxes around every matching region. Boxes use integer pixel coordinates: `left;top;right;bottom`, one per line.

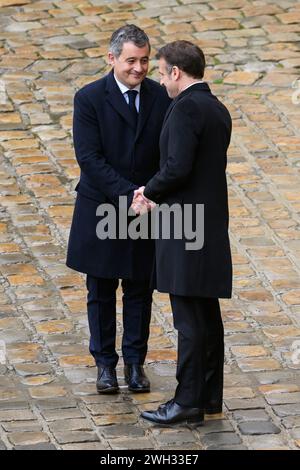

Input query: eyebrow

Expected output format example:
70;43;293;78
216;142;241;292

126;56;149;60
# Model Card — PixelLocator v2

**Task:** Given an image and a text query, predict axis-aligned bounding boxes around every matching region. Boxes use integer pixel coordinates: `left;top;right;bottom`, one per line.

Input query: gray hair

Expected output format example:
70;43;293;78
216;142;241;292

109;24;150;57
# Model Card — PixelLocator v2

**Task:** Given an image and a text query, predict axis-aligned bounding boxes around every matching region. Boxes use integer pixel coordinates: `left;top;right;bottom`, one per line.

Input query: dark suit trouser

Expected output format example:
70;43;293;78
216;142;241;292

86;276;153;368
169;295;224;411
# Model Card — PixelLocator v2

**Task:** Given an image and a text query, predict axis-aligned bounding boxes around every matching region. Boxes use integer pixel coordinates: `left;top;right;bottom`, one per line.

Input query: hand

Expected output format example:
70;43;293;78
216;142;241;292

131;193;148;215
130;187;156;215
136;187;156;212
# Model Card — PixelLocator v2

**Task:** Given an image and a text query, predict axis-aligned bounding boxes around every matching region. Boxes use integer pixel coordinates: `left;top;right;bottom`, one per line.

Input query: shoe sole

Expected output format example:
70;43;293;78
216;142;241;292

128;386;150;393
96;386;119;394
141;415;204;426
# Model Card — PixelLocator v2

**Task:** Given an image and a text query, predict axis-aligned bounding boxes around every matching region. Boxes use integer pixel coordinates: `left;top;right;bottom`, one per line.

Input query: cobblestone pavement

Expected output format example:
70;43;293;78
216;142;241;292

0;0;300;451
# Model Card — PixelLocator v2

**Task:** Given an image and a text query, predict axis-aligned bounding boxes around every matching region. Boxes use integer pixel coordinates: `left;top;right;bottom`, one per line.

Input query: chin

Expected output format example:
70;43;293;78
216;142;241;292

129;75;145;85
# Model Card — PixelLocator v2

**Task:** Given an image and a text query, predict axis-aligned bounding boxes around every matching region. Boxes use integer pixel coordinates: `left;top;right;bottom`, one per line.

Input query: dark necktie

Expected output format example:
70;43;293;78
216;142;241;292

127;89;138;127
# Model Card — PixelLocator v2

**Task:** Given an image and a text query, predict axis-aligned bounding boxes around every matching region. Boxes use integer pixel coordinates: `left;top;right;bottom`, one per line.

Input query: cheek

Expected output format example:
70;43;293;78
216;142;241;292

122;66;132;74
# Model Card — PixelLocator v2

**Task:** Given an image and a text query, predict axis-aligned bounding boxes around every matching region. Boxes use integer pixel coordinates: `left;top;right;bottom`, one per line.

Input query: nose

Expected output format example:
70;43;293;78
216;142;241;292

134;61;143;73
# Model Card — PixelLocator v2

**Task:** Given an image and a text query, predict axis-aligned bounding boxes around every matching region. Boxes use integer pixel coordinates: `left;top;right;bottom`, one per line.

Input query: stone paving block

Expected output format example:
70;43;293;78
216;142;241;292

158;443;204;450
35;398;78;410
7;431;50;446
35;320;74;335
238;421;281;435
28;385;68;399
207;444;248;450
86;402;134;416
14;443;57;450
291;428;300;439
48;418;93;433
281;416;300;429
273;404;300;417
246;435;289;450
224;387;256;399
0;440;7;450
52;431;100;445
264;392;300;405
0;400;30;411
201;432;242;448
63;367;97;384
2;421;43;432
224;374;252;387
224;398;266;410
61;442;107;450
110;437;155;450
58;355;94;367
92;414;138;426
100;424;145;439
254;371;299;385
40;407;85;422
0;409;35;421
233;409;271;422
226;333;261;346
237;357;282;372
196;419;234;434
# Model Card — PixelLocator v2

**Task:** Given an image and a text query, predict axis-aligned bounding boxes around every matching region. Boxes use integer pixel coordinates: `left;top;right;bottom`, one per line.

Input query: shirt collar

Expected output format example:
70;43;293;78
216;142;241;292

114;74;141;95
182;81;204;92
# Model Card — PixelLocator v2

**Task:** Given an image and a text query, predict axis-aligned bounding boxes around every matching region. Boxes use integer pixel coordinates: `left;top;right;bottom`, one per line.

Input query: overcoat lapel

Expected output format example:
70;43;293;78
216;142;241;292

105;71;136;130
135;79;156;142
105;71;158;137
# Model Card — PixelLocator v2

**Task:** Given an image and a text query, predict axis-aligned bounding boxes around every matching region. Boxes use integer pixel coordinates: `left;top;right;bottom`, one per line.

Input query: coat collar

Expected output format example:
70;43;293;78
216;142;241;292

162;82;211;128
105;70;157;141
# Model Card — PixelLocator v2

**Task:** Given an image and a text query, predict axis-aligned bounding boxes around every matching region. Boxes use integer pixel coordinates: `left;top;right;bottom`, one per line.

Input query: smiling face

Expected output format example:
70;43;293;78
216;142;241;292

158;58;180;98
108;41;150;88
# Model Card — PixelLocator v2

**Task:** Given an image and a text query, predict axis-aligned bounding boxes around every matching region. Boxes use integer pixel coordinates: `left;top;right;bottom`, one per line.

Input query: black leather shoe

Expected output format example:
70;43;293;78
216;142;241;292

96;366;119;394
141;399;204;425
124;364;150;393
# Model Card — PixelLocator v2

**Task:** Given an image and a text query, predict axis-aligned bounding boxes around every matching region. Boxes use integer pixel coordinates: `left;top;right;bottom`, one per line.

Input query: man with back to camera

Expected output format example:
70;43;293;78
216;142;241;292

137;40;232;425
66;25;171;394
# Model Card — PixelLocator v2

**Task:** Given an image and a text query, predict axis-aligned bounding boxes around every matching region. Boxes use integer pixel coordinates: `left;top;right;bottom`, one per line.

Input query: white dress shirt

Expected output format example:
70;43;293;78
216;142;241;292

114;74;141;112
182;80;204;92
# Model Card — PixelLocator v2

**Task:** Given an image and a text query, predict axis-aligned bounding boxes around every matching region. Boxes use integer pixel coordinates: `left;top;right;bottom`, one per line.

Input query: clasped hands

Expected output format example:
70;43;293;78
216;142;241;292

130;186;156;215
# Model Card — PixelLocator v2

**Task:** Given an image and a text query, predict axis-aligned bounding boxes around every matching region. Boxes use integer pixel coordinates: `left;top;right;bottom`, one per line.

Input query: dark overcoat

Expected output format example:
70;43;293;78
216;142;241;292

66;71;171;280
144;83;232;298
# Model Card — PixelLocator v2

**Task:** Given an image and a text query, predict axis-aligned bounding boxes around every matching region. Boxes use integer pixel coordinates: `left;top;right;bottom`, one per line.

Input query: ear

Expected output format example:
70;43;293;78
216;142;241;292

108;52;115;66
172;66;180;81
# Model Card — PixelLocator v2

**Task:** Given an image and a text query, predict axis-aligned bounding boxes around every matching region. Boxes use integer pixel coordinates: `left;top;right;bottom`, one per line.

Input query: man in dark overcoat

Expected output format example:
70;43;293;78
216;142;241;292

66;25;170;393
140;40;232;424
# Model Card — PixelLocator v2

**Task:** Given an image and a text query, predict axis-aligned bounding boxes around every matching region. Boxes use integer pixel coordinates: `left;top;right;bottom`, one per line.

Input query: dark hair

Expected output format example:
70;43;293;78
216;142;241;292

110;24;150;57
156;40;205;78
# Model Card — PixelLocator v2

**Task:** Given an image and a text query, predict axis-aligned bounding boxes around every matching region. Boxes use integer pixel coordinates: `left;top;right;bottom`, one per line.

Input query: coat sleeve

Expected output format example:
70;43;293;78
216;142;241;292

143;99;201;203
73;90;138;207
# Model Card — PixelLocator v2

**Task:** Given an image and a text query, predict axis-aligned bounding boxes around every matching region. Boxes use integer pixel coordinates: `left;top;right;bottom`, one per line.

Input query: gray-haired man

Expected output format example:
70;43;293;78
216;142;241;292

66;25;171;393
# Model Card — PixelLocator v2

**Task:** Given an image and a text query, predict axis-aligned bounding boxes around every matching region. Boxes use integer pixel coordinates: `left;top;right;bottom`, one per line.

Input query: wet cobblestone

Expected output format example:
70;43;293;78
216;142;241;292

0;0;300;450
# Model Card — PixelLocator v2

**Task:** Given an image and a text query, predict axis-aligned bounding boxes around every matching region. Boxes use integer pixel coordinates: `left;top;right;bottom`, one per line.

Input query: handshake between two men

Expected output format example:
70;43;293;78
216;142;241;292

130;186;156;215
